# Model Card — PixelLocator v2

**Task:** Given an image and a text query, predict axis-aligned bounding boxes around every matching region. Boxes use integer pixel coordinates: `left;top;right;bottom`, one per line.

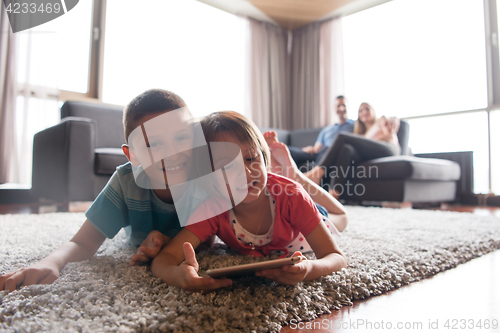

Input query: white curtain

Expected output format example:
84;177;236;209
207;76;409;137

291;17;344;129
4;26;60;185
319;18;344;128
246;16;344;130
246;18;291;129
0;7;18;184
290;22;321;129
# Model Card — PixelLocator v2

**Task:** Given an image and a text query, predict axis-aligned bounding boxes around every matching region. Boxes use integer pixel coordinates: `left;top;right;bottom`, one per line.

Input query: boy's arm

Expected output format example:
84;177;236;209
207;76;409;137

256;222;347;284
150;229;231;292
0;220;106;292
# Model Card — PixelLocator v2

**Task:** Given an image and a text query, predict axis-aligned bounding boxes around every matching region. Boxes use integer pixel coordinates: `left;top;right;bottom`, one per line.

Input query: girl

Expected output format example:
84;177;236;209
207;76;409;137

148;111;347;292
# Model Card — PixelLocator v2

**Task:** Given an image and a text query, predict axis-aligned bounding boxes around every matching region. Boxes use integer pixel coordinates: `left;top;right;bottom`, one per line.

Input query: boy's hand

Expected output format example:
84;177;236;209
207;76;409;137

173;242;232;292
255;252;310;285
129;231;171;266
0;260;60;292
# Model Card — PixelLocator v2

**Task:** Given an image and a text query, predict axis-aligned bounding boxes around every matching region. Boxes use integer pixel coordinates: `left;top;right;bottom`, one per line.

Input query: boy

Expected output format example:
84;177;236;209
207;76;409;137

0;89;230;292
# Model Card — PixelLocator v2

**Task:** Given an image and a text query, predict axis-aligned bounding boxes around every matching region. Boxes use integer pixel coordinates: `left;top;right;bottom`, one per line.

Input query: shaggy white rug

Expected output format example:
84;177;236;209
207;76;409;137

1;207;500;332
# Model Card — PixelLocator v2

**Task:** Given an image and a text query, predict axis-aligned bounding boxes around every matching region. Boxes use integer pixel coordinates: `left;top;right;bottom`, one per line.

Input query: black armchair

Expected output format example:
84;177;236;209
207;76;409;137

31;101;128;202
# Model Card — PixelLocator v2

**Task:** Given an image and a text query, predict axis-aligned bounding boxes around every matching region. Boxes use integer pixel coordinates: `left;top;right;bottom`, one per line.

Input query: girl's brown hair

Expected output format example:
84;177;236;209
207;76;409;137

200;111;271;171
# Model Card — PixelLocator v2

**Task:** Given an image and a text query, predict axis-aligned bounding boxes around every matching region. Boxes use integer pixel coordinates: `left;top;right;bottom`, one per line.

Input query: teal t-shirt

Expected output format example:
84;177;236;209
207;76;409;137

85;163;183;246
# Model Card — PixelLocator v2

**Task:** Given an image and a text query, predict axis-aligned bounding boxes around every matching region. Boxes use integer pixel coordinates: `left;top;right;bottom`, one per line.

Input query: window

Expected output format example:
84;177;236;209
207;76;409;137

342;0;496;194
102;0;245;119
342;0;487;118
491;110;500;194
13;1;96;185
15;97;60;185
407;113;490;194
16;0;94;94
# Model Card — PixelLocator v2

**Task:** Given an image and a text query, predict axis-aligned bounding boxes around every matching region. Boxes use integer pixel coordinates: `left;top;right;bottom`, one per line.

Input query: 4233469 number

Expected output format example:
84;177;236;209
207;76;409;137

444;319;498;330
5;2;62;14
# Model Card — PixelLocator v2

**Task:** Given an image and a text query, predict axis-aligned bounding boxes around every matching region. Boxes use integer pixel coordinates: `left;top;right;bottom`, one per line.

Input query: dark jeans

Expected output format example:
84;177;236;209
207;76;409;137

288;145;329;170
316;133;401;190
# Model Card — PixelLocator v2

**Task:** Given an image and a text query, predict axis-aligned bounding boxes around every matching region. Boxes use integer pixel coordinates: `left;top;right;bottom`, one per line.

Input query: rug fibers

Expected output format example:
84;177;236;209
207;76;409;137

1;207;499;332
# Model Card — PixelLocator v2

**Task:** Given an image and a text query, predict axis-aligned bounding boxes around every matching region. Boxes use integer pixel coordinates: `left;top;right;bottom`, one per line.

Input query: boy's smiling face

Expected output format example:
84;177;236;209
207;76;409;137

125;108;197;189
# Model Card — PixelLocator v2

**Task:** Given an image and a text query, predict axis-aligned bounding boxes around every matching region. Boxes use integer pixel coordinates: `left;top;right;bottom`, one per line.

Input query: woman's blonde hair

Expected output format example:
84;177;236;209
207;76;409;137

200;111;271;172
353;102;377;135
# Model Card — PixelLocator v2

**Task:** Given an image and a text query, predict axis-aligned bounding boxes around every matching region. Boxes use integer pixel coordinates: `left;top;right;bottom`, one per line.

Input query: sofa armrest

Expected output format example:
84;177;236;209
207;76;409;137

31;117;97;202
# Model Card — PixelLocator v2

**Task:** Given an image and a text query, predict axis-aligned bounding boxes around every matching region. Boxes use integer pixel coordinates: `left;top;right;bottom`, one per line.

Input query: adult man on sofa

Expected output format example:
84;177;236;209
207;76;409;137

289;95;354;167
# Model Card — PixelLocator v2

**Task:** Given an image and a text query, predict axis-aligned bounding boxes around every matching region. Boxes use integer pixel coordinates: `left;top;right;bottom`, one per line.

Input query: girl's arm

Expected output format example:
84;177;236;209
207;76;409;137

150;228;231;292
256;222;347;284
0;220;106;292
300;222;347;280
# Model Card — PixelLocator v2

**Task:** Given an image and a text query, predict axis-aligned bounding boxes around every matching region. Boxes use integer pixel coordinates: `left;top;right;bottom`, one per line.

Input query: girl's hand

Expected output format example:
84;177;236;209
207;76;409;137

173;242;232;292
129;231;171;266
0;260;60;292
255;252;310;285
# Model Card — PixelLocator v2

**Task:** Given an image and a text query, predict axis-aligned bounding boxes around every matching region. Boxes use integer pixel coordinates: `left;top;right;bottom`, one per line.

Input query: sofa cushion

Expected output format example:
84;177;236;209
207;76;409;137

95;148;129;175
289;128;322;148
359;155;461;181
341;179;457;202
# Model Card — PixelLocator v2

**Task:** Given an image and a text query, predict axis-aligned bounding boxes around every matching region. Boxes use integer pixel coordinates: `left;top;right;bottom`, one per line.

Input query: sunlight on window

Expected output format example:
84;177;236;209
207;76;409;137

15;0;93;93
15;97;60;185
102;0;245;119
491;110;500;195
408;113;489;194
342;0;487;118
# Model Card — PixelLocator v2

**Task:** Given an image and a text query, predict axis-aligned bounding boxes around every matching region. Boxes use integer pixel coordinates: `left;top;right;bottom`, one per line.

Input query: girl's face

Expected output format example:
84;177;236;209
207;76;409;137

358;103;375;125
211;132;267;205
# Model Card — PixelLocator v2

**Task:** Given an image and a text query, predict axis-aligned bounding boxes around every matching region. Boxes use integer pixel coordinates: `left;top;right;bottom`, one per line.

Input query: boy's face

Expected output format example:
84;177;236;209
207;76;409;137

126;108;197;189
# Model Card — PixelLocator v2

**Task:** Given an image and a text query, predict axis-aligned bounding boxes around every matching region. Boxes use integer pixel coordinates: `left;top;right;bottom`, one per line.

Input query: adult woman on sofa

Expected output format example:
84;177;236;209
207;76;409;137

304;102;400;198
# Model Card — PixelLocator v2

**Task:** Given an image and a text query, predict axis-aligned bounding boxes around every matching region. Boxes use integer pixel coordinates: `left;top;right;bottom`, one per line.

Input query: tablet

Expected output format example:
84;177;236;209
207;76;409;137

206;256;305;279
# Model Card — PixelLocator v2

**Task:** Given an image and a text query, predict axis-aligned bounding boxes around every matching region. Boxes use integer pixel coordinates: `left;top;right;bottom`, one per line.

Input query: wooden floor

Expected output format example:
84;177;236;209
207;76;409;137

281;205;500;333
281;251;500;332
1;203;499;332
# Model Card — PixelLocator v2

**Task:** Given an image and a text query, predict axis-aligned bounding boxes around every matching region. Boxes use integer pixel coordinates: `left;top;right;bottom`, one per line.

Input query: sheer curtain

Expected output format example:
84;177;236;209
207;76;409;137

0;8;18;184
246;16;344;130
319;18;344;127
290;22;321;129
246;18;291;129
291;17;344;129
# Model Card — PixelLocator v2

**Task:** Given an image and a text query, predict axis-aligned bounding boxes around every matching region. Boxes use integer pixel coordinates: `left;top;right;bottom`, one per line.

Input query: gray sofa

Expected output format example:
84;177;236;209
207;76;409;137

31;101;460;204
259;123;460;203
